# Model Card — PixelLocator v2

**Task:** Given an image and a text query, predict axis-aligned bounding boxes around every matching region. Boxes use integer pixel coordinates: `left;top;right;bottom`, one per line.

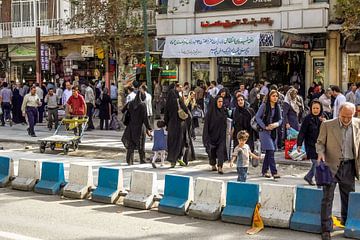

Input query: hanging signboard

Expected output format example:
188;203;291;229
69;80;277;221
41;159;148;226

163;32;260;58
81;45;94;58
195;0;282;13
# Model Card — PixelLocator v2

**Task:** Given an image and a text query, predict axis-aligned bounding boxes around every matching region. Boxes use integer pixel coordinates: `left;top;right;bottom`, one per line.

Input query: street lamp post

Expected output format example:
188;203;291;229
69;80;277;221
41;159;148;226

142;0;152;93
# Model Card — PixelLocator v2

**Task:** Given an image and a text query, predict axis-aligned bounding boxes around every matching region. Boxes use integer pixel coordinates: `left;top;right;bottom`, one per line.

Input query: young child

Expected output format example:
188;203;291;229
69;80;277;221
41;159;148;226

230;130;260;182
152;120;167;168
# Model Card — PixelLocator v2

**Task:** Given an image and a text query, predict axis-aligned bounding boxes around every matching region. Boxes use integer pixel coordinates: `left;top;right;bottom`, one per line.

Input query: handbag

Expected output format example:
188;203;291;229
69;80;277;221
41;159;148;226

250;116;262;132
177;99;189;120
315;161;333;186
191;107;203;118
121;110;130;126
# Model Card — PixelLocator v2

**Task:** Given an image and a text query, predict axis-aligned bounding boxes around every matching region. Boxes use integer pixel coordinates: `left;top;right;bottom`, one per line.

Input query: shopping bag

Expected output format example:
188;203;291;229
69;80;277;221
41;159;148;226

289;144;306;161
284;139;297;159
246;203;264;235
315;161;333;186
286;127;299;140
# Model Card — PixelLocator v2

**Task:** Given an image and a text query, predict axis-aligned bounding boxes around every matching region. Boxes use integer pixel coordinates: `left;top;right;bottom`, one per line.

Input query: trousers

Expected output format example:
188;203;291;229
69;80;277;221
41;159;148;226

262;150;277;175
26;107;38;135
321;160;356;233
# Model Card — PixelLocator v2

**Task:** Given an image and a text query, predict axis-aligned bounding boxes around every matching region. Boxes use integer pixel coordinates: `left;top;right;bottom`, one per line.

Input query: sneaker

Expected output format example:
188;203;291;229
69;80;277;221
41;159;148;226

178;160;186;167
151;162;157;169
263;172;271;178
304;177;315;186
273;174;281;179
218;167;224;175
170;162;176;168
30;134;37;137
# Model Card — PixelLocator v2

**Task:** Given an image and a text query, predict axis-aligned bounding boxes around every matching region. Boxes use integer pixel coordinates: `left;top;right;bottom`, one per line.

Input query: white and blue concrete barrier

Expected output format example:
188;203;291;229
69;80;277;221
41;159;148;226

63;164;94;199
12;159;41;191
260;183;295;228
221;182;259;225
158;174;194;216
188;177;225;221
91;167;123;204
0;156;14;187
290;186;322;233
345;192;360;239
34;162;66;195
123;170;158;210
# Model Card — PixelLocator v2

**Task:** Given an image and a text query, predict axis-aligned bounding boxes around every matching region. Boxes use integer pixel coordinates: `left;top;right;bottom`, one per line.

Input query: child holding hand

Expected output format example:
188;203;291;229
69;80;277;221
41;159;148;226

230;130;261;182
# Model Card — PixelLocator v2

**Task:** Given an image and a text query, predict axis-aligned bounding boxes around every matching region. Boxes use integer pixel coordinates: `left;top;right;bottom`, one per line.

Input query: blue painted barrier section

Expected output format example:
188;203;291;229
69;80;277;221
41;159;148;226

345;192;360;239
290;186;323;233
34;162;66;195
92;167;121;203
221;182;259;225
0;156;11;187
158;174;193;216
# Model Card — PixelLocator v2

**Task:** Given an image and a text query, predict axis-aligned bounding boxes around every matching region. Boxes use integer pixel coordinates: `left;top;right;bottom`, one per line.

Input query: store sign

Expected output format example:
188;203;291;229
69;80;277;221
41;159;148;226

163;33;260;58
279;32;313;50
201;17;273;28
81;45;94;58
195;0;281;12
8;45;36;58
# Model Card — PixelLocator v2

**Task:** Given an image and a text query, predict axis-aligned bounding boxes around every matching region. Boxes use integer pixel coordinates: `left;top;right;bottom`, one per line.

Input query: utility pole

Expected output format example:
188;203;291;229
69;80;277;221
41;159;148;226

36;27;41;84
142;0;152;93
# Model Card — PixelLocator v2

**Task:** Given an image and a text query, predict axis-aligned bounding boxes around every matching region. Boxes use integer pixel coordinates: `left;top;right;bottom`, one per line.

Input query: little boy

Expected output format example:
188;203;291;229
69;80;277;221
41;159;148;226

230;130;260;182
151;120;167;168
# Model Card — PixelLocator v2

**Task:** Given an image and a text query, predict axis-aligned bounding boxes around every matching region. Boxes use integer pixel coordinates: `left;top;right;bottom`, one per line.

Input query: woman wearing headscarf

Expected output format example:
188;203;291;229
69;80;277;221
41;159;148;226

164;83;189;168
255;90;283;178
203;96;228;174
218;88;231;110
283;87;302;133
232;94;255;151
12;83;25;124
98;88;112;130
121;90;152;165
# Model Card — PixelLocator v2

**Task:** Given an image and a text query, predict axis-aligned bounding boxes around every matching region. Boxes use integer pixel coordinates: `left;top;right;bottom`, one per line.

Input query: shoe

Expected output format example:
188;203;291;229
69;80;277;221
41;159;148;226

151;162;157;169
27;128;30;135
211;165;217;171
218;167;224;174
31;134;37;137
263;172;271;178
170;162;176;168
321;232;331;240
304;177;315;186
273;174;281;179
178;160;186;167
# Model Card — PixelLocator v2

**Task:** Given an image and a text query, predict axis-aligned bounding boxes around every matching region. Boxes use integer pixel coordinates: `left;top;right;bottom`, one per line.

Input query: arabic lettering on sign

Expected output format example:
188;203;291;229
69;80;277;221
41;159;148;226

201;17;274;28
163;33;260;58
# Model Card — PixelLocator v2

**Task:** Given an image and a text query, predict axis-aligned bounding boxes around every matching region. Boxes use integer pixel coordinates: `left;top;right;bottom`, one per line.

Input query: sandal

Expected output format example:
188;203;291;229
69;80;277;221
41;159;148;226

178;160;186;167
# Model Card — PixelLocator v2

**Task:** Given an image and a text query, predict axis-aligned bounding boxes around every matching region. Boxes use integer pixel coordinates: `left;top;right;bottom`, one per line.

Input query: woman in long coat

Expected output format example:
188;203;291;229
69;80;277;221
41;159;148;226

99;88;112;130
121;91;152;165
232;94;255;151
164;84;189;168
12;85;25;124
203;96;228;174
283;87;302;132
255;90;283;178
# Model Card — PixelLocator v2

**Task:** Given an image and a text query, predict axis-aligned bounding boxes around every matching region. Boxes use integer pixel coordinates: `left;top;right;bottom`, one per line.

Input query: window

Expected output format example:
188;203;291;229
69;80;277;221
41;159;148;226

11;0;48;23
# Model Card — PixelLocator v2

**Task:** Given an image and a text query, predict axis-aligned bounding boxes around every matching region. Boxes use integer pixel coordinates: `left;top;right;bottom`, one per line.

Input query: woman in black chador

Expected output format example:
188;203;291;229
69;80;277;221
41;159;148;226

121;91;152;165
164;84;189;168
203;96;228;174
12;86;25;124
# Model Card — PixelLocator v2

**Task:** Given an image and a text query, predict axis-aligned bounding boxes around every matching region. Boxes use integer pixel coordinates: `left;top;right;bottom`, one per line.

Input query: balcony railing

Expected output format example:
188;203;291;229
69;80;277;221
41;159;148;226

0;10;156;39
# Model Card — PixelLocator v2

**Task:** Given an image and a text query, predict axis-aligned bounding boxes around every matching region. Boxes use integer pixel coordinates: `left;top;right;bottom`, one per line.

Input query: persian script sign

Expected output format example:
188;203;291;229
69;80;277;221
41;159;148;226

195;0;282;12
163;33;260;58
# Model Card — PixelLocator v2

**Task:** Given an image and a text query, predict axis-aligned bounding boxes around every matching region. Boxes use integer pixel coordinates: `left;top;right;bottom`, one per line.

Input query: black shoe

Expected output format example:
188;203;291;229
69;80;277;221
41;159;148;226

27;128;30;135
304;177;315;186
218;167;224;175
31;134;37;137
151;162;157;168
321;232;331;240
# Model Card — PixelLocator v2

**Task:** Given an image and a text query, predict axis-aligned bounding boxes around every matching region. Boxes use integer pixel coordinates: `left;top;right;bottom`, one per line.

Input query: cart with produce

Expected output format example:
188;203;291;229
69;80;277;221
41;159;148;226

38;116;88;154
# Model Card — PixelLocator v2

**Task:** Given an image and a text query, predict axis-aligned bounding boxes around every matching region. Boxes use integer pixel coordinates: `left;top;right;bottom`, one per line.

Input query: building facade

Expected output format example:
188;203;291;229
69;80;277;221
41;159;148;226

156;0;340;95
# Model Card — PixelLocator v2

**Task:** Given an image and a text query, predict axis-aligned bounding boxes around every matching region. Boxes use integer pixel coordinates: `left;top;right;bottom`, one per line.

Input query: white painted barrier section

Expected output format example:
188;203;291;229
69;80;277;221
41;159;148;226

260;183;295;228
63;164;94;199
12;159;39;191
123;170;158;210
188;177;225;220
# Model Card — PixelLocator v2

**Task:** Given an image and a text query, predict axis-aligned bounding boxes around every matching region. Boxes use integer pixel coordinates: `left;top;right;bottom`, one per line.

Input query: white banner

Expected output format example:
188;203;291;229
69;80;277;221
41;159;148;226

163;32;260;58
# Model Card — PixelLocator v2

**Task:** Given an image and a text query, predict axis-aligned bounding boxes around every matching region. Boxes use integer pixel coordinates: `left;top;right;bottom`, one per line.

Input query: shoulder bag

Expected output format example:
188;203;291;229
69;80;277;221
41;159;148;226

177;99;189;120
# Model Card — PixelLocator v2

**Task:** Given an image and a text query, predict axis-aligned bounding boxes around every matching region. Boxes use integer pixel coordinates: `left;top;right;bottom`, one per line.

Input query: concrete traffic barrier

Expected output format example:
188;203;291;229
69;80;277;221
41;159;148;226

91;167;123;204
123;170;158;210
12;159;41;191
158;174;193;216
0;156;14;187
345;192;360;239
221;182;259;225
34;162;66;195
63;164;94;199
260;183;295;228
188;177;225;220
290;186;322;233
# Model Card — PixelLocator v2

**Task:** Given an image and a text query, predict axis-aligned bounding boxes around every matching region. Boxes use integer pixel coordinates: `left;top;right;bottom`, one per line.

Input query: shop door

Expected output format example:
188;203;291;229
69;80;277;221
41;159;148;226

190;61;210;88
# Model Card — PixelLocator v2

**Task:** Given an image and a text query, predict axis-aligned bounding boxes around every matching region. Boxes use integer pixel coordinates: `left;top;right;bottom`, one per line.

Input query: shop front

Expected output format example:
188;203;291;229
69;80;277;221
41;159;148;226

342;40;360;89
8;44;36;84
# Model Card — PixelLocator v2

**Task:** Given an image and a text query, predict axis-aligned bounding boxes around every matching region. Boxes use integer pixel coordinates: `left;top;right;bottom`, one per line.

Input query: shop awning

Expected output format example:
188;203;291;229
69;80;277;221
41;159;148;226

163;32;260;58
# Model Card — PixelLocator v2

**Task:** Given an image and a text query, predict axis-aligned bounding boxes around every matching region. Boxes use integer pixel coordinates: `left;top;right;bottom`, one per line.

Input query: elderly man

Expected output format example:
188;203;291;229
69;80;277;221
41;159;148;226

316;102;360;240
21;86;41;137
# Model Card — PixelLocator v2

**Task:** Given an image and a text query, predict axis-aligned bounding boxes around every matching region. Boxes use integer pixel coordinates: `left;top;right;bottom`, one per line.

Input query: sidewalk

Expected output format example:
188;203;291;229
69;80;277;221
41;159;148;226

0;121;310;167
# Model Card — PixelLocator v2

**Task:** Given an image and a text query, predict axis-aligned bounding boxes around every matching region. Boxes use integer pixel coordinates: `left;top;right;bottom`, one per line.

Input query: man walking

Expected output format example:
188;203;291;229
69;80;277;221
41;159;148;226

316;102;360;240
84;81;95;130
35;83;44;123
331;85;346;119
45;88;59;130
0;82;13;126
21;86;41;137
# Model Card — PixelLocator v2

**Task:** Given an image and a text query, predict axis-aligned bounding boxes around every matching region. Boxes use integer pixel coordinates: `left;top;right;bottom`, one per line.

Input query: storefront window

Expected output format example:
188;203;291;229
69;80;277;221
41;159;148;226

12;0;48;23
191;61;210;86
347;55;360;83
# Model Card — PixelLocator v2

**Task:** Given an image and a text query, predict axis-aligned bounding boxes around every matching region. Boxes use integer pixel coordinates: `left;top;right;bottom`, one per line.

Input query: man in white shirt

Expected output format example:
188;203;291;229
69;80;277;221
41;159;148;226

110;83;118;103
126;86;136;104
259;79;269;100
84;81;95;130
345;83;356;104
332;85;346;119
141;85;153;121
62;81;73;106
239;83;249;100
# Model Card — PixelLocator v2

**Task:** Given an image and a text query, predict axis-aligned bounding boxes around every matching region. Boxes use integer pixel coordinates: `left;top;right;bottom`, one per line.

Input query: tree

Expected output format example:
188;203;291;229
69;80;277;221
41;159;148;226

335;0;360;40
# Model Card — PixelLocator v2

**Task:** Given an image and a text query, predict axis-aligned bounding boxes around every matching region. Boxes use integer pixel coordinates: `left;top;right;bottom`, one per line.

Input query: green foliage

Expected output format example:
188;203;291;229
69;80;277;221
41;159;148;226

335;0;360;40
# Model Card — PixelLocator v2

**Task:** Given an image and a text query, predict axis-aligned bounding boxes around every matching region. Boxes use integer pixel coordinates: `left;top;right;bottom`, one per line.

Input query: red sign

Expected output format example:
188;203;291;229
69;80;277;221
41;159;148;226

204;0;248;6
196;0;281;12
201;17;274;28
